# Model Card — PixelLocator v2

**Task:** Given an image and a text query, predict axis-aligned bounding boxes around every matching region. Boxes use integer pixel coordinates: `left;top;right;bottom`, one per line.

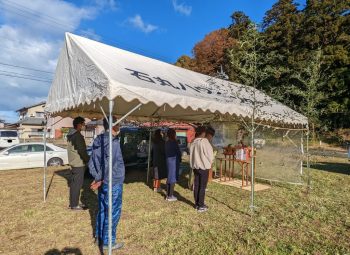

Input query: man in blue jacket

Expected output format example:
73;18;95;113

88;117;125;250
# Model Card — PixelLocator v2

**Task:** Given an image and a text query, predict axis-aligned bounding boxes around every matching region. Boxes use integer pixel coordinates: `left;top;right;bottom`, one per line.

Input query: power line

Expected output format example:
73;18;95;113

0;73;52;83
0;69;51;79
0;0;76;31
2;0;76;29
0;62;54;74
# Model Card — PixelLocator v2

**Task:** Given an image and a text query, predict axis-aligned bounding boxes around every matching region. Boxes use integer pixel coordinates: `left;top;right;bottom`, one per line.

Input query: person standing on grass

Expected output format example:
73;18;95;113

67;116;89;210
190;126;215;212
151;129;167;192
165;128;181;201
88;118;125;251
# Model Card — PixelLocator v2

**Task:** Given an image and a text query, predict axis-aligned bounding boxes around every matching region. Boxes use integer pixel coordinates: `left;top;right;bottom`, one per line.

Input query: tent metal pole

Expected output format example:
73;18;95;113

147;129;152;184
43;115;48;202
300;127;304;175
114;103;142;125
108;100;114;255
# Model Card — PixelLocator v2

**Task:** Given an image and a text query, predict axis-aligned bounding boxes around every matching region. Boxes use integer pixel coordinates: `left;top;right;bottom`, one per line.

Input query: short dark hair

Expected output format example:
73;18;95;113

195;126;206;137
73;116;85;129
206;126;215;136
103;117;117;130
153;129;163;144
167;128;176;141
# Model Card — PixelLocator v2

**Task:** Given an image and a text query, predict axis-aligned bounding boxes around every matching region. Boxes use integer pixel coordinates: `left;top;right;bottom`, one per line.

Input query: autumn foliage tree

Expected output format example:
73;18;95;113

175;29;236;75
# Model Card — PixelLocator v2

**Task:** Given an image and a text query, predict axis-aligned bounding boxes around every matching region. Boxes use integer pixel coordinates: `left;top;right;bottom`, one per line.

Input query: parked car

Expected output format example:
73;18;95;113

0;142;68;170
177;135;189;156
0;130;19;149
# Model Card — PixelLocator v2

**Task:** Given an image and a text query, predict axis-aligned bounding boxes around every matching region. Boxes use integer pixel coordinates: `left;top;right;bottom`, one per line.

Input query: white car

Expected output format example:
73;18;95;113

0;130;19;148
0;142;68;170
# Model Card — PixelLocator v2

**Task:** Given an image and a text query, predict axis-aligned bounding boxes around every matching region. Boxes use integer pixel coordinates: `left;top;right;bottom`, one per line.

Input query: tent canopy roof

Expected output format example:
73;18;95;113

45;33;307;128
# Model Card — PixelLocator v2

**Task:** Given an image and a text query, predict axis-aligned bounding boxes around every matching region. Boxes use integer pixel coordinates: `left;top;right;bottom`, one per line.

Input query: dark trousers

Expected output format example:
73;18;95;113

96;183;123;246
167;183;175;197
193;169;209;207
69;166;85;207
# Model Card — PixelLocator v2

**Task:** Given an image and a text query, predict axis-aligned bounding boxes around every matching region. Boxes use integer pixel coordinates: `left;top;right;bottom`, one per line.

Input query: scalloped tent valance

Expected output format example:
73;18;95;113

46;33;308;128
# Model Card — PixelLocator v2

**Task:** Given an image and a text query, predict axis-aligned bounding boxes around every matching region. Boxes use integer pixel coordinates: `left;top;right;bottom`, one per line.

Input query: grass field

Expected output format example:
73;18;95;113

0;156;349;255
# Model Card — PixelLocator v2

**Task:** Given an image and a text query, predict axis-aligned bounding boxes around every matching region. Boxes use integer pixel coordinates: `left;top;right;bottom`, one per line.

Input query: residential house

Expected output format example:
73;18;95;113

15;101;95;140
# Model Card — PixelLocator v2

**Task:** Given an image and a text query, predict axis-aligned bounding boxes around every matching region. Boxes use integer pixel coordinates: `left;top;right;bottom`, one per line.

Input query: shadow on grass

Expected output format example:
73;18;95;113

311;162;350;175
124;167;195;207
55;169;98;242
44;247;82;255
206;194;251;216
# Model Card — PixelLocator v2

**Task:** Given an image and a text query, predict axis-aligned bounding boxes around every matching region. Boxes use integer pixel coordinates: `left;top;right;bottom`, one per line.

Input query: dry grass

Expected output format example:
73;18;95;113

0;156;349;255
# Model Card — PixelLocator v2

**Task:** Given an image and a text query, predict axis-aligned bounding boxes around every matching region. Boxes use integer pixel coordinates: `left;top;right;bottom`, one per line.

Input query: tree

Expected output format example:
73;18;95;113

261;0;302;106
229;11;252;40
297;0;350;127
174;55;196;71
288;49;327;139
228;23;275;210
192;28;236;75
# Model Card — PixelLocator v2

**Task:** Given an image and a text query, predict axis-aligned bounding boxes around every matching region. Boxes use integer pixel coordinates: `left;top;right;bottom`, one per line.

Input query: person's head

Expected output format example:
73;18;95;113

102;117;120;136
73;116;85;131
195;126;206;138
153;129;163;144
167;128;176;141
205;126;215;141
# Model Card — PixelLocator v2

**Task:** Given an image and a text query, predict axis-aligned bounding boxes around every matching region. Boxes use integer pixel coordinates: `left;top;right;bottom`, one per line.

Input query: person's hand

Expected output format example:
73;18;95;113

90;180;102;191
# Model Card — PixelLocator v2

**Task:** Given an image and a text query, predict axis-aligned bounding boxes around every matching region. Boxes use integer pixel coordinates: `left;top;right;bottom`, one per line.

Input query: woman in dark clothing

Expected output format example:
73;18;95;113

165;128;181;201
151;129;167;192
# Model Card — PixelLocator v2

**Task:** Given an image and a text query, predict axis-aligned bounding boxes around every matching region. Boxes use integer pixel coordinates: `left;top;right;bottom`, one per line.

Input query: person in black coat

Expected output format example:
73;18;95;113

151;129;167;192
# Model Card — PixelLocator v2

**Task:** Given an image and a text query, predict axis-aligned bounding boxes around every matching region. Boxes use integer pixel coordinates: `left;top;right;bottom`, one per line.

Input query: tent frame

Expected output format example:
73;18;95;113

42;104;309;254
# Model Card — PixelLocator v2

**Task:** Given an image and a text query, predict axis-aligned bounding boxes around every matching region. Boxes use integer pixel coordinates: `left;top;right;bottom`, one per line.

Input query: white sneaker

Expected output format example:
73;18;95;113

197;206;208;213
166;196;177;202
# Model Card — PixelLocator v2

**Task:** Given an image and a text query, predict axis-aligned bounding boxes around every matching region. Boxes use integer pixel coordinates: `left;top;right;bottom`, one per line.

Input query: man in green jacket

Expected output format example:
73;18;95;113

67;116;90;210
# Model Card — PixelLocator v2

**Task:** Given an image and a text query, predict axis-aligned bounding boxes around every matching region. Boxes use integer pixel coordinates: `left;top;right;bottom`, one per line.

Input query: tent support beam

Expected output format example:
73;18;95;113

114;103;143;125
108;100;114;255
43;114;48;202
99;104;109;121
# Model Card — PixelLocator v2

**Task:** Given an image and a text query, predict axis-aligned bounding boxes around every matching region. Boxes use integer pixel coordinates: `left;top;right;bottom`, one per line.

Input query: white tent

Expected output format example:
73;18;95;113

45;33;308;254
46;33;307;126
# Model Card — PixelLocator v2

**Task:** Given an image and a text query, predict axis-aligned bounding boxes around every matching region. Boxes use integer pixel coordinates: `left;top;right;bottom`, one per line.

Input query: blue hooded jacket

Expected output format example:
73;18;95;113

88;132;125;185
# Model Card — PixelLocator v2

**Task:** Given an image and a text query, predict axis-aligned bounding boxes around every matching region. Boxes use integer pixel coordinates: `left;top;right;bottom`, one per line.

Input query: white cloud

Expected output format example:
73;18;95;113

94;0;118;10
0;0;105;123
172;0;192;16
127;15;158;34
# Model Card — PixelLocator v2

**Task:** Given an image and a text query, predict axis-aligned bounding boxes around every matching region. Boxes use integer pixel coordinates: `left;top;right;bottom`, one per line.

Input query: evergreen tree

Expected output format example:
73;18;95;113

229;11;252;40
298;0;350;129
261;0;301;106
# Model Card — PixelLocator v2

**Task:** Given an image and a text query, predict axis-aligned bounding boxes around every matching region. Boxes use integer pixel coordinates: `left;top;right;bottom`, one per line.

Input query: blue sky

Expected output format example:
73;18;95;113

74;0;306;63
0;0;306;123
